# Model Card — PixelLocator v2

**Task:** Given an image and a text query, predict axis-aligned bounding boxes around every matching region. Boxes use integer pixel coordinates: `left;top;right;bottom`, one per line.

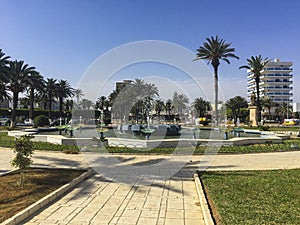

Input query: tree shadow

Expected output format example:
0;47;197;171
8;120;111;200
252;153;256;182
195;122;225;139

32;155;84;168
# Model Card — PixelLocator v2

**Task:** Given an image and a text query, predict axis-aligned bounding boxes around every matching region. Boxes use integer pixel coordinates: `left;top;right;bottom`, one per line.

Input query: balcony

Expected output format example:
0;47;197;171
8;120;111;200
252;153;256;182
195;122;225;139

264;67;293;71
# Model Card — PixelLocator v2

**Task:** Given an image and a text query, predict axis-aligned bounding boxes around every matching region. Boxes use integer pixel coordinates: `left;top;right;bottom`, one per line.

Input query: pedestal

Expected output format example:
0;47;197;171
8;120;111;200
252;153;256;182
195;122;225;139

249;106;257;127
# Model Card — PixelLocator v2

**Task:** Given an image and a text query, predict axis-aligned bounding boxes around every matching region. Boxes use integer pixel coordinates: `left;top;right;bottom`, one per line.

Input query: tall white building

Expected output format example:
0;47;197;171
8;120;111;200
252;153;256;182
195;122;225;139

247;58;293;104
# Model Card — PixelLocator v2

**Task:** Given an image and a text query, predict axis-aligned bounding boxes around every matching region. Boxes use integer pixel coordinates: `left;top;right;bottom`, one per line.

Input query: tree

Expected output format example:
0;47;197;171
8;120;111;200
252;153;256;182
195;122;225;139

154;99;165;123
279;102;292;120
0;49;10;80
172;92;189;120
192;97;211;117
74;88;84;109
27;71;44;121
194;36;239;125
239;55;270;123
96;96;108;110
45;78;57;119
56;80;74;117
81;98;92;109
226;96;248;125
19;97;29;109
0;81;10;102
7;60;36;128
0;49;10;102
261;97;275;120
11;135;34;186
165;99;173;117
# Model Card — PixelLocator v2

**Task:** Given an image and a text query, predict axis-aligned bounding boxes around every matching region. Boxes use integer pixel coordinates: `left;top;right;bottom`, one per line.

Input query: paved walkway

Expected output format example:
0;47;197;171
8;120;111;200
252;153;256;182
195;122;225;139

1;149;300;225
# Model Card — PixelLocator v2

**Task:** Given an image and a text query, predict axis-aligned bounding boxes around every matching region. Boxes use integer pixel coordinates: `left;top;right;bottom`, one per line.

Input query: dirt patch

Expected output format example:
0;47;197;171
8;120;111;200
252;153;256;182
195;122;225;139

0;168;85;223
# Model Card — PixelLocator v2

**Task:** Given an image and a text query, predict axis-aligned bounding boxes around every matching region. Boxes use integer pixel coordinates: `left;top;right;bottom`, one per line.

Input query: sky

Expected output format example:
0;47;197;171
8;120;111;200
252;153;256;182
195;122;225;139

1;0;300;103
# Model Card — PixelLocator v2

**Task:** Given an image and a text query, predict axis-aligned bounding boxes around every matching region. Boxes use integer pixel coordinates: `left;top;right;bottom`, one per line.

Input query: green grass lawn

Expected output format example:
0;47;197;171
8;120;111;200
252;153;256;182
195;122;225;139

200;169;300;225
0;132;79;152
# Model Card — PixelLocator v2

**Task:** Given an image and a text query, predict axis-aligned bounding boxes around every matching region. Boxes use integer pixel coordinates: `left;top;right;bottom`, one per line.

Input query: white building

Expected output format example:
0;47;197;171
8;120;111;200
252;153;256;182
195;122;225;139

293;103;300;113
247;58;293;104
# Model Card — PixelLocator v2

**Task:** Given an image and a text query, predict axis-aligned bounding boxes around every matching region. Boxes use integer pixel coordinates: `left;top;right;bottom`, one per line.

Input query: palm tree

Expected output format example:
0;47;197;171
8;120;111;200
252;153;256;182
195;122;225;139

19;97;29;108
192;97;211;117
226;96;248;125
239;55;270;123
81;98;93;110
96;96;108;110
27;71;44;121
7;60;36;128
281;102;292;120
45;78;57;119
194;36;239;125
56;80;74;117
165;99;173;119
0;49;10;102
74;88;84;109
0;49;10;79
154;99;165;123
172;92;189;120
0;82;10;102
108;89;120;120
261;97;275;120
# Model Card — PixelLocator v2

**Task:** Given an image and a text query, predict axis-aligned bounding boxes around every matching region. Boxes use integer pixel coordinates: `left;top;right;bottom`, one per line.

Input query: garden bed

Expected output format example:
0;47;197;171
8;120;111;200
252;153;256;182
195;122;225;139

0;168;85;223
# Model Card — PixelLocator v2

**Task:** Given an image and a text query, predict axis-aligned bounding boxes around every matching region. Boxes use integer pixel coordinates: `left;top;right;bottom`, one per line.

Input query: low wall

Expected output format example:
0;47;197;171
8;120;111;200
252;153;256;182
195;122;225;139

8;131;283;148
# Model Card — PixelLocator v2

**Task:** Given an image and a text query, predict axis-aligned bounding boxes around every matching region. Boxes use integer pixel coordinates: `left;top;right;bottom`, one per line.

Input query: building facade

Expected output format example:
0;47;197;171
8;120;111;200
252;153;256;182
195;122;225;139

247;58;293;104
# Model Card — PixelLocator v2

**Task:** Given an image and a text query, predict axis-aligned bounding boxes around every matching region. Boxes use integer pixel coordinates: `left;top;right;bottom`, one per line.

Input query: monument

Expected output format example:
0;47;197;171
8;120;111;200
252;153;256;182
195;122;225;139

249;92;257;126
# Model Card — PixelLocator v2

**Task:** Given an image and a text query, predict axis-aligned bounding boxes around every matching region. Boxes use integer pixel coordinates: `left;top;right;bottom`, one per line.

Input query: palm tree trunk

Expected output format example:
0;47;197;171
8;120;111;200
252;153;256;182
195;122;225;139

59;97;63;117
255;77;261;123
11;92;19;128
29;88;34;121
48;94;52;119
213;66;219;126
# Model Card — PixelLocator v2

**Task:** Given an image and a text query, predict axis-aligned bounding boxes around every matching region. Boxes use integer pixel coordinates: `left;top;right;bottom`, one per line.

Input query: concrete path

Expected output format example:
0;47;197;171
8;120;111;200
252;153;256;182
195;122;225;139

1;148;300;225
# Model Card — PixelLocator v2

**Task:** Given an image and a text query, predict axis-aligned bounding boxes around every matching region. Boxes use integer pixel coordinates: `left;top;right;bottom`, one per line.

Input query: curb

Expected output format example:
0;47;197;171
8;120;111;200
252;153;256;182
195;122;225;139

194;173;215;225
1;168;94;225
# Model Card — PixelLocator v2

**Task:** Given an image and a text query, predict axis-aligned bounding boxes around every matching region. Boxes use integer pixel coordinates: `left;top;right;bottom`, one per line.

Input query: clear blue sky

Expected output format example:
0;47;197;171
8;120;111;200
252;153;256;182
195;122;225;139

1;0;300;102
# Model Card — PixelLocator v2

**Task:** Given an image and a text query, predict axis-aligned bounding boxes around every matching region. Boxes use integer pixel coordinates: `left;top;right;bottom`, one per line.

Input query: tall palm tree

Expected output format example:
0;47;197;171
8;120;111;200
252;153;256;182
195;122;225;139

74;88;84;109
27;71;44;121
56;80;74;117
7;60;35;128
194;36;239;125
45;78;57;119
239;55;270;123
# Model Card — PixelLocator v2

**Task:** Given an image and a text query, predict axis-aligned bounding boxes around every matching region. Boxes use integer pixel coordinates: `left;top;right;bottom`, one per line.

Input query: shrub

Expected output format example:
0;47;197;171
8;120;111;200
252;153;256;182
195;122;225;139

11;135;34;186
259;125;270;131
11;135;34;169
34;115;50;127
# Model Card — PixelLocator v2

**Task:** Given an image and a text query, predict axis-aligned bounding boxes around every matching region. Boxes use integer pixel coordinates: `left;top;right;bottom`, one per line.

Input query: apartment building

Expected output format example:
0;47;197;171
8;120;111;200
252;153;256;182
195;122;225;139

247;58;293;104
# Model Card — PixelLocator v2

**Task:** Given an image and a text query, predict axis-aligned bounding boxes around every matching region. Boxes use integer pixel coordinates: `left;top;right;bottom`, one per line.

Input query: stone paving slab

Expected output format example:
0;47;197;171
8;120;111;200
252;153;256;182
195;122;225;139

1;148;300;224
23;174;204;225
